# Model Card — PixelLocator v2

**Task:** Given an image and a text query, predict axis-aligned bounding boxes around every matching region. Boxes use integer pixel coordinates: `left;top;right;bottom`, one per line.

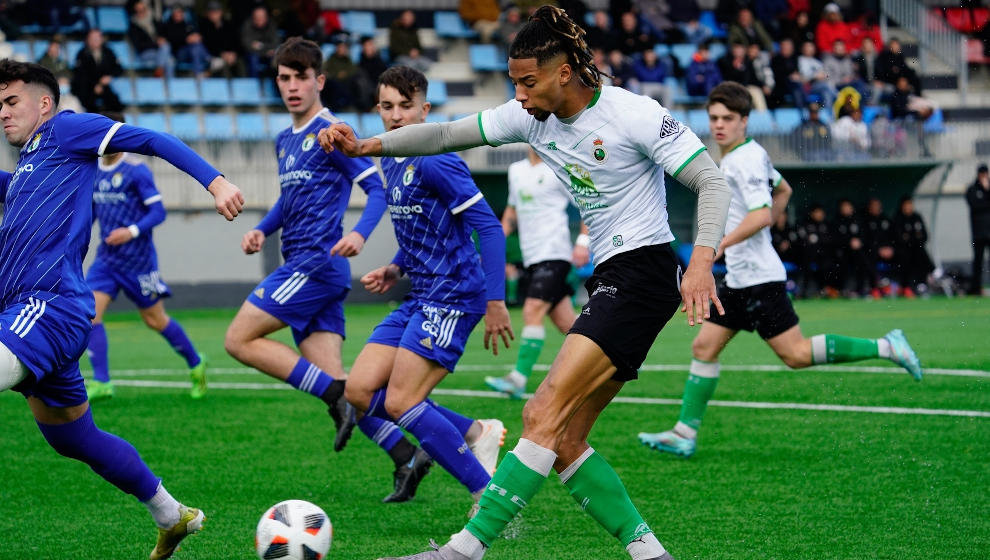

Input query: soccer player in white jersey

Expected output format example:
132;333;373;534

484;147;589;398
85;111;207;402
344;65;511;510
224;37;391;453
637;81;923;459
0;60;243;559
318;7;733;560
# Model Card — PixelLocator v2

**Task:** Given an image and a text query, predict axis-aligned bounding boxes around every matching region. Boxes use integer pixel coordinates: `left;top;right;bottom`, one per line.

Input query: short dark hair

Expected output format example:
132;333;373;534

377;65;428;103
707;80;752;117
0;59;60;108
273;36;323;74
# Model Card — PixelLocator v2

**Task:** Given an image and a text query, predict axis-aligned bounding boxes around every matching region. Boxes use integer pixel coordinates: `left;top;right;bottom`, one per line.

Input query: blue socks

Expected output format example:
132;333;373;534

159;319;200;368
427;398;474;437
286;357;334;398
37;408;161;501
87;324;110;382
358;414;404;451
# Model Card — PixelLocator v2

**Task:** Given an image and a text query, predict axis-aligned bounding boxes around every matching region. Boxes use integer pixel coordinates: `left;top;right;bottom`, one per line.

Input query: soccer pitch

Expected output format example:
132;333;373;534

1;298;987;559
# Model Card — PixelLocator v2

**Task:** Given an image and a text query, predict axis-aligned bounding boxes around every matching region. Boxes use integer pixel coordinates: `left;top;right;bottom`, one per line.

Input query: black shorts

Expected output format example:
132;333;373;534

524;260;574;306
708;281;799;339
569;244;682;382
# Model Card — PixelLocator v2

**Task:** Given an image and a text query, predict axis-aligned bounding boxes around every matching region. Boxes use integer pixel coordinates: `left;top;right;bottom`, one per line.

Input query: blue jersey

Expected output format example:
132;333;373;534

271;109;382;268
0;111;221;317
93;155;162;272
381;153;488;312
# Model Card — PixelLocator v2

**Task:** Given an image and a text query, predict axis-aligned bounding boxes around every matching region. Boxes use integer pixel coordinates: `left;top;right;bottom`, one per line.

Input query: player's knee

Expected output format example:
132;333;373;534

383;394;415;421
140;312;169;332
777;348;810;369
343;381;372;411
223;328;245;359
691;337;718;362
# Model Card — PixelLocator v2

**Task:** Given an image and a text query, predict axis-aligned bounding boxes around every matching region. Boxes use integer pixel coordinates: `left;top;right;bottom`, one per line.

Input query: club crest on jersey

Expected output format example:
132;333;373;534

592;138;608;163
285;154;296;169
27;133;41;152
111;172;123;187
660;115;680;138
302;133;316;151
402;164;416;186
391;186;402;203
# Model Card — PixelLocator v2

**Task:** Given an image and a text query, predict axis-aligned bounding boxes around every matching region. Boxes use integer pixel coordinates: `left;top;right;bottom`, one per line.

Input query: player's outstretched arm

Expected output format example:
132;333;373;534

318;123;379;156
207;176;244;221
320;117;486;158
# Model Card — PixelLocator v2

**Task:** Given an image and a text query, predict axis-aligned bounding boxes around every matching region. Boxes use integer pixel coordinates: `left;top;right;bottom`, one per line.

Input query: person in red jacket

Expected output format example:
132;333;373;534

816;3;851;55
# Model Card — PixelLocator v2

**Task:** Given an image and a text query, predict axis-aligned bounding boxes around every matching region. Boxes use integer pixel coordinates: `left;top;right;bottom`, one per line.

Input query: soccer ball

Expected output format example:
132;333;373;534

256;499;332;560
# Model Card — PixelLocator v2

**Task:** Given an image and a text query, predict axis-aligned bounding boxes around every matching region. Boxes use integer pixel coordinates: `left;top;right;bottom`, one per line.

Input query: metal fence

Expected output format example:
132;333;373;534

880;0;968;102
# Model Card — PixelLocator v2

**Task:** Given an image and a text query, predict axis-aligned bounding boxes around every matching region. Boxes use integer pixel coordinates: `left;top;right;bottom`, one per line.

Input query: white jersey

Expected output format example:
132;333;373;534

720;138;786;289
507;158;574;267
480;86;707;265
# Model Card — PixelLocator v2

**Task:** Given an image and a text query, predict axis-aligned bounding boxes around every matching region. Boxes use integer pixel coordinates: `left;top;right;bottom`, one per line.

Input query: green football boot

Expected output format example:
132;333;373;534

85;379;115;402
149;505;204;560
189;354;207;399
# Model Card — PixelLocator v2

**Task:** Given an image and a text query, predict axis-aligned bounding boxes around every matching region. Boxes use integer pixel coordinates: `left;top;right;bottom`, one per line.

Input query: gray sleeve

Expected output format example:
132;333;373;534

675;150;731;250
377;116;487;156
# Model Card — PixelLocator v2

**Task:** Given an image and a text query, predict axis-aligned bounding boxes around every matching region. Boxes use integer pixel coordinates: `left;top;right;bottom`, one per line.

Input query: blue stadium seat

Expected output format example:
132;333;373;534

670;109;688;124
469;44;507;72
670;44;697;70
699;11;726;38
653;44;670;57
200;78;231;106
747;110;775;135
85;7;98;29
170;113;202;141
861;105;882;125
923;108;945;133
687;109;710;135
168;78;200;105
133;78;167;106
320;43;335;61
426;81;448;106
230;78;262;105
111;79;135;106
425;112;449;123
135;112;168;133
359;113;385;138
261;79;282;105
97;6;129;35
773;108;803;133
202;113;235;140
708;42;726;61
434;12;477;39
9;40;31;61
66;41;84;65
106;41;133;70
341;11;376;37
267;112;293;138
333;111;360;133
31;40;50;62
235;113;267;141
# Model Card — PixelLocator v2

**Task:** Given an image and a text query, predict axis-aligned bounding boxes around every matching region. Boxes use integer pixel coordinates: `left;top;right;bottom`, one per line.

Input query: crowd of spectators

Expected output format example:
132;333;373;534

771;196;936;299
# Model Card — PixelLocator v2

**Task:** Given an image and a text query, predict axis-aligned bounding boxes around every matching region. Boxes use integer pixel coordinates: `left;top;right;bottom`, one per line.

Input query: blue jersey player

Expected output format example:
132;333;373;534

85;112;207;402
224;37;389;452
0;60;243;559
344;66;513;511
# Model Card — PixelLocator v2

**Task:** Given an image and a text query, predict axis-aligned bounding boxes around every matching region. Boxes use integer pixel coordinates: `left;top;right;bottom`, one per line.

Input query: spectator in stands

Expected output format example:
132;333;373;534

889;75;934;121
609;11;654;56
584;10;612;51
781;10;815;49
497;6;526;46
358;36;388;85
37;0;87;33
852;36;880;103
459;0;500;43
633;0;674;44
388;10;422;60
0;0;21;40
685;41;721;96
966;163;990;295
606;49;636;91
874;38;921;97
847;12;882;54
823;39;868;98
718;42;767;110
728;8;773;52
241;5;280;78
833;198;871;296
797;40;837;109
754;0;789;40
198;1;241;77
591;47;613;87
163;6;211;78
679;17;712;46
770;38;804;108
632;48;669;103
668;0;700;24
831;106;870;160
128;0;173;78
71;29;124;113
771;210;803;294
747;42;774;104
815;3;850;55
37;39;70;81
321;36;371;112
798;203;839;297
863;197;895;297
891;196;933;298
792;102;832;161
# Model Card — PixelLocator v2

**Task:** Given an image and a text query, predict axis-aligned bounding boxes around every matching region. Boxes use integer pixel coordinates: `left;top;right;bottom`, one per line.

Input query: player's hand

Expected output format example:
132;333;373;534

242;229;265;254
330;231;366;257
207;176;245;220
680;246;724;327
318;123;360;156
572;245;590;267
104;227;134;246
361;264;400;294
483;300;514;356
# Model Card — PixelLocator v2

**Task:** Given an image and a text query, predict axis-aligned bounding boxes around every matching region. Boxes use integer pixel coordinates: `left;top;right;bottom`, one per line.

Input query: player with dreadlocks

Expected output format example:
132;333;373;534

318;6;732;559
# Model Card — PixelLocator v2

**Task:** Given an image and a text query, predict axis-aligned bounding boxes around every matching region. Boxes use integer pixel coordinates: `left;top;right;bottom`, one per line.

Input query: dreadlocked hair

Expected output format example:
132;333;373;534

509;5;606;89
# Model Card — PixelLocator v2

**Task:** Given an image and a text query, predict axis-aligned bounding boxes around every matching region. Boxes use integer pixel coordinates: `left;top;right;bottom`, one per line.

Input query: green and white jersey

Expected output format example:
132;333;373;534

720;138;786;289
507;158;573;267
479;86;706;265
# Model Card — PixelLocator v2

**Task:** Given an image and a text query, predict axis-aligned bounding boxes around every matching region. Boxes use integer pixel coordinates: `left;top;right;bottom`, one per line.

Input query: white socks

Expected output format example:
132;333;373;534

449;529;486;560
626;532;667;560
144;483;181;529
877;338;892;358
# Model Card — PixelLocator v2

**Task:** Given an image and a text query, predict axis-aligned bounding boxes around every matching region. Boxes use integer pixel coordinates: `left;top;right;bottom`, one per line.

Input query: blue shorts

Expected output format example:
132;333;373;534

0;294;90;408
367;298;483;373
86;258;171;309
248;261;350;345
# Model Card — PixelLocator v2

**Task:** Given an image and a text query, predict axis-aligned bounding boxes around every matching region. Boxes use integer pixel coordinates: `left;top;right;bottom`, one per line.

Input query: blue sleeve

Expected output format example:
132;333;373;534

134;201;166;233
460;198;506;301
390;248;406;273
0;170;10;202
256;196;284;235
349;161;387;240
54;112;222;188
422;154;483;211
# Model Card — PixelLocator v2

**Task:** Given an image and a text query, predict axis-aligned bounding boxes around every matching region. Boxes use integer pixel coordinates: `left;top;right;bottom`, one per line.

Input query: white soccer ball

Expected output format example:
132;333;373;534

256;499;332;560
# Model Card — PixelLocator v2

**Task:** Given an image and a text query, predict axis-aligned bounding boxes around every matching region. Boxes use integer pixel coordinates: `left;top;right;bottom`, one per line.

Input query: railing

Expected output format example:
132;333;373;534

880;0;968;103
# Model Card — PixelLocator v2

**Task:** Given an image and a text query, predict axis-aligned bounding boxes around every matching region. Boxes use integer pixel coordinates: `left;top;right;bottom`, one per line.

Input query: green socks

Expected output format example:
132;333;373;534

811;334;880;365
560;448;653;546
513;325;545;378
676;359;720;437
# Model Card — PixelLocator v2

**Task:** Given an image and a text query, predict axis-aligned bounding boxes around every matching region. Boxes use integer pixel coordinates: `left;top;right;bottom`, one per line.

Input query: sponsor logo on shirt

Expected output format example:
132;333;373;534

285;154;296;169
592;138;608;163
591;283;618;298
563;163;608;210
391;186;402;203
546;141;558;151
302;133;316;151
278;169;313;183
111;172;123;188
